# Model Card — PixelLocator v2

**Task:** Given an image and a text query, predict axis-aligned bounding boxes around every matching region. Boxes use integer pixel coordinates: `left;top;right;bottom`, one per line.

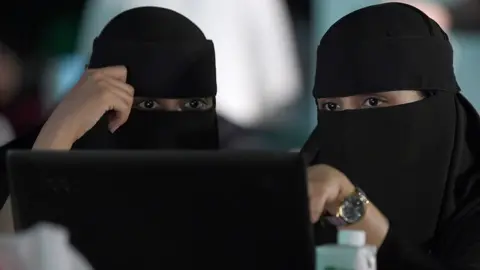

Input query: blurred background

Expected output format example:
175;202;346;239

0;0;478;150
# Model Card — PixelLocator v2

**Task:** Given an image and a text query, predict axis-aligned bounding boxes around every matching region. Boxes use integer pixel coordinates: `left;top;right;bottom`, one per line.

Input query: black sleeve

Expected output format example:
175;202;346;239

377;207;480;270
448;0;480;31
0;125;42;207
377;229;446;269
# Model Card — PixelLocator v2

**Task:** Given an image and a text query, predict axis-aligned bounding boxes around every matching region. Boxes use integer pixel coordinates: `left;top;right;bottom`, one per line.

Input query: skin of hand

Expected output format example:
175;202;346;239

33;66;134;150
308;164;390;247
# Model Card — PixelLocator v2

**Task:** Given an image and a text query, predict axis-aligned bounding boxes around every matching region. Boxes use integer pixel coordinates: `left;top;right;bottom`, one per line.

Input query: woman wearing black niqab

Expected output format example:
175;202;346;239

0;7;219;226
302;3;480;269
34;6;219;150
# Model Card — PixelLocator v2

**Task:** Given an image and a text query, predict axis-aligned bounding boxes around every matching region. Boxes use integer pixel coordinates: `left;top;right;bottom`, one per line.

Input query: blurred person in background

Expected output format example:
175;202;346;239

74;0;302;149
0;44;20;233
1;59;44;139
0;43;19;146
385;0;480;32
303;3;480;269
0;1;87;139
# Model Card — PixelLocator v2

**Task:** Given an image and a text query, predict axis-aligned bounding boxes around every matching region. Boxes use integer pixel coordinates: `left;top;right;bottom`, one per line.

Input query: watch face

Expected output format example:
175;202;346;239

339;195;366;224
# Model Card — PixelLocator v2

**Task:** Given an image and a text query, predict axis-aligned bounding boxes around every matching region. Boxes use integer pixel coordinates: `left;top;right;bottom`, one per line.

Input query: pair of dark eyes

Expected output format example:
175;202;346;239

135;99;210;111
319;97;382;111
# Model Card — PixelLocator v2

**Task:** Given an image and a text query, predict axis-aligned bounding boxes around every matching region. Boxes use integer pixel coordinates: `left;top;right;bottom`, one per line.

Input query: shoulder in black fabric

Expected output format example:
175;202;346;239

301;2;480;247
74;7;218;150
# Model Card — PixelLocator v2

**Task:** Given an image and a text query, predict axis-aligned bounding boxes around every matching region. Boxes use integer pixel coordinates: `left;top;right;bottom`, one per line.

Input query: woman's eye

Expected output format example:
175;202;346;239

363;97;383;108
184;99;209;110
320;102;340;111
137;100;160;110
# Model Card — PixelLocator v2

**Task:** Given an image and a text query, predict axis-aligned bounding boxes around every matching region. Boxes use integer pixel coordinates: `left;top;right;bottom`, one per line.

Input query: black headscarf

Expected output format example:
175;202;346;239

301;2;480;254
74;7;219;150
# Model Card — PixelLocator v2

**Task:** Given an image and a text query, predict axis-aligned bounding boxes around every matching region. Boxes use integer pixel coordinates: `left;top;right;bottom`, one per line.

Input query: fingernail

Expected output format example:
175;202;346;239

109;124;118;133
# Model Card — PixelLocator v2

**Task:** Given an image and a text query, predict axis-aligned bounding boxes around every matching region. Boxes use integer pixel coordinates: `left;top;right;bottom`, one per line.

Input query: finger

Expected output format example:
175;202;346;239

101;76;134;97
309;198;321;223
310;195;327;223
88;65;128;82
307;175;320;198
97;78;134;108
96;81;133;133
107;95;132;133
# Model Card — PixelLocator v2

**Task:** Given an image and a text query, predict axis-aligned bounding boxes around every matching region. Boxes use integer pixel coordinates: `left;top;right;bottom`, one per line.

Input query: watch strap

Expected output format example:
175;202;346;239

323;215;348;226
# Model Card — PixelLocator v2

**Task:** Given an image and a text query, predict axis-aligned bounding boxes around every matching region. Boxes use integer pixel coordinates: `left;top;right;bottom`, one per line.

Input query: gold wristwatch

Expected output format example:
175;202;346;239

324;187;369;226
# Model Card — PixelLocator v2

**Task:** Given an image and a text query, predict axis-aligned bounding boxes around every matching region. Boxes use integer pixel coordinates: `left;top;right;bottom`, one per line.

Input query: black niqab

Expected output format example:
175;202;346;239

74;7;219;150
301;3;480;265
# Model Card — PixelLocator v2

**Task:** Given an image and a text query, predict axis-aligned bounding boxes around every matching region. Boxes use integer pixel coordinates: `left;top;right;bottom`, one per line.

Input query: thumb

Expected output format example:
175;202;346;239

309;195;327;223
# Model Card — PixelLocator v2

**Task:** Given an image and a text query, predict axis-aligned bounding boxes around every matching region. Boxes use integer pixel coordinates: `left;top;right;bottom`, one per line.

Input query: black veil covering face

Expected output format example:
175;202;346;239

301;2;480;256
74;7;219;150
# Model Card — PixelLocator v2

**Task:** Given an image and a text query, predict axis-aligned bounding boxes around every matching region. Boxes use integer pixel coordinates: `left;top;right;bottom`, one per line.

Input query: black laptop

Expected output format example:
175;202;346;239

7;150;314;270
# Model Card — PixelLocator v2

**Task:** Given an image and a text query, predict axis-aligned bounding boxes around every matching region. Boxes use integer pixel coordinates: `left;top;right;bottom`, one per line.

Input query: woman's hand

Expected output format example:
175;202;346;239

307;164;356;222
307;164;390;247
33;66;134;150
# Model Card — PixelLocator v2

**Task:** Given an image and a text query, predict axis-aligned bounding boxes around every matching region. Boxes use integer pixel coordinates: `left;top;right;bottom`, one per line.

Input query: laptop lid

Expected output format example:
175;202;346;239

7;150;314;270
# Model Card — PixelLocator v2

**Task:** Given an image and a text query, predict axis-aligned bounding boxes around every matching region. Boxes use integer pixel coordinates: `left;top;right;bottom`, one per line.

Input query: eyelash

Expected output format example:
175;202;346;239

363;97;383;107
184;99;208;110
136;99;209;110
319;97;386;111
137;100;160;110
319;102;339;111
